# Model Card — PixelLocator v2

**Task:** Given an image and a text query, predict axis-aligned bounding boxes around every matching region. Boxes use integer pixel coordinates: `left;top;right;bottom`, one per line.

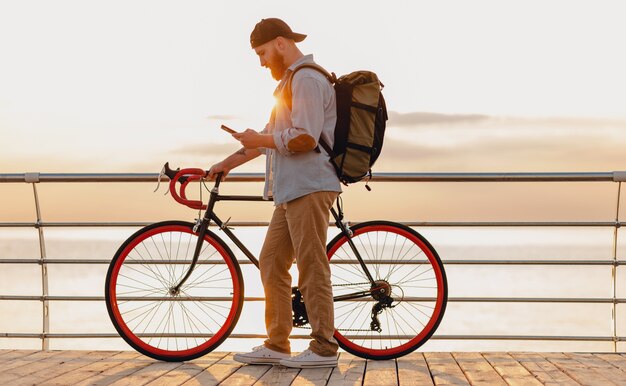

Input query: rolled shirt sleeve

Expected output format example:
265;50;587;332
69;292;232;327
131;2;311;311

273;73;327;156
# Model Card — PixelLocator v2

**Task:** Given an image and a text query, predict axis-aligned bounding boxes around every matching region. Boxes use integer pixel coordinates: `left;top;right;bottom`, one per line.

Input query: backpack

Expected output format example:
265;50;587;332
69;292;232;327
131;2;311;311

284;64;388;189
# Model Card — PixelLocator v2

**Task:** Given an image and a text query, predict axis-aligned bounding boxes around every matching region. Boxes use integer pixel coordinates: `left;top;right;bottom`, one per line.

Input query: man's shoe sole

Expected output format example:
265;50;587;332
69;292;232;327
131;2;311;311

278;359;338;368
233;355;285;365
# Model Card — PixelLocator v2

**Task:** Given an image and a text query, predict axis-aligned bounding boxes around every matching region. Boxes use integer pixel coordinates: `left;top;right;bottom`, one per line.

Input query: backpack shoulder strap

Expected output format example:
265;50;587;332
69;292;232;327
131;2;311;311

283;63;336;157
284;64;335;111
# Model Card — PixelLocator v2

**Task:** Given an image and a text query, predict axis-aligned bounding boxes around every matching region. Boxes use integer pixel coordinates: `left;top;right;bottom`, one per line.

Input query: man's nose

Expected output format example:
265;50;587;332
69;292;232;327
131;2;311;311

260;57;267;67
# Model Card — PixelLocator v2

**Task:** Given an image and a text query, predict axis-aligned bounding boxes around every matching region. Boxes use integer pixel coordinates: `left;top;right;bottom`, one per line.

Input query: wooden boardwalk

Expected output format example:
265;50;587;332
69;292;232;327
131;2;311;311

1;350;626;385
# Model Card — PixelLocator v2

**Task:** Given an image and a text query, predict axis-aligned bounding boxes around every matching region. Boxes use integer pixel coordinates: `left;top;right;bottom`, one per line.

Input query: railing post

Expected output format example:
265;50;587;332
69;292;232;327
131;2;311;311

26;173;49;351
611;181;622;352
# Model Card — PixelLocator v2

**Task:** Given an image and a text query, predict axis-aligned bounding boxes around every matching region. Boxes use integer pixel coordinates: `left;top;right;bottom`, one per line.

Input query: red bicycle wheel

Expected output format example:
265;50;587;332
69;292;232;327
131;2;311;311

327;221;447;360
105;221;243;361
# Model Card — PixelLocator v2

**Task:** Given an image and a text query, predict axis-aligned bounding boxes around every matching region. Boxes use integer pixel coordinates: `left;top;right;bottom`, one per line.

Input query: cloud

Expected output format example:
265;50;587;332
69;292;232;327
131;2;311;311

169;142;239;156
387;111;491;127
387;111;626;130
206;114;239;121
377;133;626;172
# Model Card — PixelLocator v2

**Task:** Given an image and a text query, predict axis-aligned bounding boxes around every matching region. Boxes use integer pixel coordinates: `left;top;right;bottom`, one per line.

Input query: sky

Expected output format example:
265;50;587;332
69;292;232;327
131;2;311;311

0;0;625;221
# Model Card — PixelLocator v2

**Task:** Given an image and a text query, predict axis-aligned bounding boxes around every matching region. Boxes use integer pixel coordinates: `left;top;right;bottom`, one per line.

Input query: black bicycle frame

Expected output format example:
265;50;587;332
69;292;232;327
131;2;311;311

171;175;378;302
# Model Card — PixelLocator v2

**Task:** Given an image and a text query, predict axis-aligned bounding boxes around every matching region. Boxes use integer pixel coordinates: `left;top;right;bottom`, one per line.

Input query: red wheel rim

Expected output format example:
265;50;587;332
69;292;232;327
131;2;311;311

108;225;240;358
328;224;445;357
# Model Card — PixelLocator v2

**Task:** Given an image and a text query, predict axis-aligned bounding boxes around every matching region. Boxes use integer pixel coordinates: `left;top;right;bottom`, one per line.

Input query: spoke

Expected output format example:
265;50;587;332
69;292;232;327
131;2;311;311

179;301;203;348
140;300;166;340
137;240;171;287
122;264;168;288
117;272;166;291
183;266;230;292
385;234;415;280
184;299;223;333
120;300;162;321
181;289;229;330
390;305;421;336
116;282;165;295
160;233;176;287
336;244;369;281
123;300;163;329
394;266;435;286
402;301;435;323
388;308;412;347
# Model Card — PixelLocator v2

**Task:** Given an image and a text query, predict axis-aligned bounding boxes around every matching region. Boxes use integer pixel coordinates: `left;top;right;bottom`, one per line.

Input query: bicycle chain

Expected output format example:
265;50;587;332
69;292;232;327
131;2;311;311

332;281;371;288
297;282;388;332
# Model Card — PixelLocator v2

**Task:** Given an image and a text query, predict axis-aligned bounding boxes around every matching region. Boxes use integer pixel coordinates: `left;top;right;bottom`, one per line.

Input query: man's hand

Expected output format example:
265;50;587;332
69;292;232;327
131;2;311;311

206;162;230;181
232;129;275;149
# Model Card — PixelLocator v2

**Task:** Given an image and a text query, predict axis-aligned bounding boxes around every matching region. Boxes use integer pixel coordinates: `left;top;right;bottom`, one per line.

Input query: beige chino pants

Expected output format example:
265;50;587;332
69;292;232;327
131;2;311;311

260;191;339;357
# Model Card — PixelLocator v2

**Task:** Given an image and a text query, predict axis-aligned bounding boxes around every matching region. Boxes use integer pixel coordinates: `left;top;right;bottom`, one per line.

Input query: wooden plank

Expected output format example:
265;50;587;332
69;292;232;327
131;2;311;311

181;353;245;386
452;352;506;386
106;360;184;386
12;351;118;386
481;353;542;386
397;352;434;386
326;353;366;386
564;353;626;386
594;353;626;372
0;350;38;363
145;352;228;386
256;365;300;386
510;352;580;386
0;350;71;382
0;350;64;374
544;352;618;386
219;362;272;386
41;351;142;386
423;352;470;386
362;358;397;386
73;353;156;386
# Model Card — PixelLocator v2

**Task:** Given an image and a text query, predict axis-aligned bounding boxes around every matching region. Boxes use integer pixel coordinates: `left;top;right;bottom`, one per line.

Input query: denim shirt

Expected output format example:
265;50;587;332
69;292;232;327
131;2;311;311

261;54;341;205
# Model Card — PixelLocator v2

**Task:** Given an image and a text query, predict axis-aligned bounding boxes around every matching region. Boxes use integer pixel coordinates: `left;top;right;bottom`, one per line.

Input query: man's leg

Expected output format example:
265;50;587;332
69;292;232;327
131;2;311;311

259;205;295;354
285;191;339;357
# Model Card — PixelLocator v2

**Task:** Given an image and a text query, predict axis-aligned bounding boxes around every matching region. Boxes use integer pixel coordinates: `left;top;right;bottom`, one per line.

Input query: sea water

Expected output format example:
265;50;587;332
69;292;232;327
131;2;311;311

0;225;624;353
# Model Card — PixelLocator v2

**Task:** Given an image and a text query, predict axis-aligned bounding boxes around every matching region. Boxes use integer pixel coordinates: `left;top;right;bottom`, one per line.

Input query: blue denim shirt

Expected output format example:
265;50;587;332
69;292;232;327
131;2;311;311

261;55;341;205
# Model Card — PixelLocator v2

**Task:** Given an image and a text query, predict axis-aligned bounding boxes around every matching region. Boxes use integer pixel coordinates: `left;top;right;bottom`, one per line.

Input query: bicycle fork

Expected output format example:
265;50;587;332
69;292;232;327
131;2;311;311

170;179;222;296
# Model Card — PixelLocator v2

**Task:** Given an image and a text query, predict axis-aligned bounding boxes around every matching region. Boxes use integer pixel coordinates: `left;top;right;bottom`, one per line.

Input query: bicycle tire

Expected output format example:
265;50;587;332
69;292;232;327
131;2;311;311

326;221;447;360
105;220;244;361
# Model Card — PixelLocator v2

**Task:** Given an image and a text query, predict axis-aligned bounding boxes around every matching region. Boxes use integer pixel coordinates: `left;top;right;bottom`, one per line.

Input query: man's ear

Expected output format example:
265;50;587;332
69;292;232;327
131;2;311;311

275;36;286;51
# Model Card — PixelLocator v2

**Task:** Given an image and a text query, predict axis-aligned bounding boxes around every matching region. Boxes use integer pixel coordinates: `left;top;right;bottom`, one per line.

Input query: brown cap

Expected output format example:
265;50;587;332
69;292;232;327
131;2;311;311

250;18;307;48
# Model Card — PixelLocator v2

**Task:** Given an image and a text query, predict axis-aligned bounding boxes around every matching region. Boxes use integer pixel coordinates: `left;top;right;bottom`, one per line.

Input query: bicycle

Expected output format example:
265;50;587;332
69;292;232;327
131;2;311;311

105;163;447;362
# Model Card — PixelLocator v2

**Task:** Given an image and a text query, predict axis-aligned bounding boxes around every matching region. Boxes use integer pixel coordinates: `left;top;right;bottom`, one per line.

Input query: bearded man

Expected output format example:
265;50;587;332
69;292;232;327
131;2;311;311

207;18;341;368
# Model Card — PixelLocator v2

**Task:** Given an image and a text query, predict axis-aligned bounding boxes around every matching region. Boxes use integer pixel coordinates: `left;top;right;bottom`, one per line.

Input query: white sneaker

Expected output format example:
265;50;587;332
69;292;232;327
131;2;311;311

233;345;291;365
278;349;338;368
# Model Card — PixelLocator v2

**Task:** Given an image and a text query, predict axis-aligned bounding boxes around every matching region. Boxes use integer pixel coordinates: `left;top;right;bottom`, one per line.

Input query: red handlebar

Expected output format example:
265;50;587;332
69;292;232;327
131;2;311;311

169;168;208;210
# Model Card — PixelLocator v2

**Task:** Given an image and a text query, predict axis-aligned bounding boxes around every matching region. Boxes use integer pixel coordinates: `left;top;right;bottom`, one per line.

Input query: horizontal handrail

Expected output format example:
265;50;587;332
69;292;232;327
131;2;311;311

1;332;623;342
1;171;625;183
1;295;624;303
1;221;624;228
0;258;623;266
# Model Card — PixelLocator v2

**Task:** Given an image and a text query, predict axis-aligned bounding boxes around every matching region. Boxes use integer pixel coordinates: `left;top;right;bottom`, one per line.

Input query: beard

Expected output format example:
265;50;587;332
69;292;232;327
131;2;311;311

268;51;287;81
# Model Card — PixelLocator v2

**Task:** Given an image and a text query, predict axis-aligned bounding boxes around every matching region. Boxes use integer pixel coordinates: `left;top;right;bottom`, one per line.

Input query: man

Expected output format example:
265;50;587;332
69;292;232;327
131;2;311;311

207;18;341;368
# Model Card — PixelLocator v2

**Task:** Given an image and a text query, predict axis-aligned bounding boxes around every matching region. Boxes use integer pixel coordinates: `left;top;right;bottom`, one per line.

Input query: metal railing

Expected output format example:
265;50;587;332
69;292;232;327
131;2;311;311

0;171;624;351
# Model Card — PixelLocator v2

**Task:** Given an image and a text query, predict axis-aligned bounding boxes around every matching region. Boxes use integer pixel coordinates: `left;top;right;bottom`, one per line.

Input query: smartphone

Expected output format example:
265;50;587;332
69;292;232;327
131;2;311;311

220;124;237;134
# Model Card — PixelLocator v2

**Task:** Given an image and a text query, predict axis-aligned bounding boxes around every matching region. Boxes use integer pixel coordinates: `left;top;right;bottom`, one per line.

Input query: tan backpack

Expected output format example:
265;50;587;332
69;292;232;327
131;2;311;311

284;65;388;189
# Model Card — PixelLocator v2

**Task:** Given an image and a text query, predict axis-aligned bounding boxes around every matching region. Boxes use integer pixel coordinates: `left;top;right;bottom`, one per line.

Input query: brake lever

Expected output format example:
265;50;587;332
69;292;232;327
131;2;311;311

153;165;169;195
